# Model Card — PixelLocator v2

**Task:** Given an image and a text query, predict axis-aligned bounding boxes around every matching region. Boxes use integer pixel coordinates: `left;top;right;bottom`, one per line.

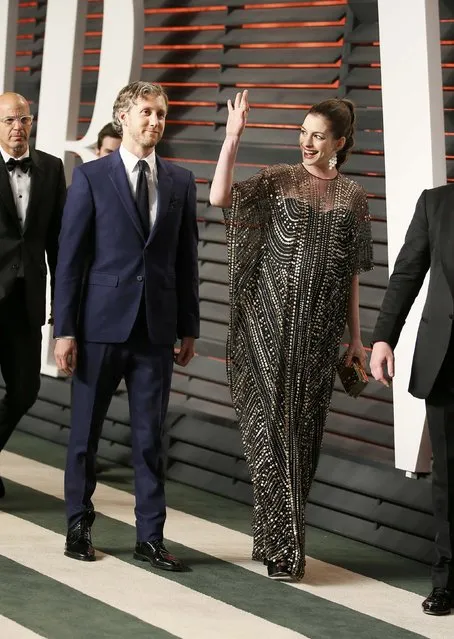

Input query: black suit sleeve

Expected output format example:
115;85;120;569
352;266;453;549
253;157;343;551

372;190;431;349
176;172;200;339
46;158;66;302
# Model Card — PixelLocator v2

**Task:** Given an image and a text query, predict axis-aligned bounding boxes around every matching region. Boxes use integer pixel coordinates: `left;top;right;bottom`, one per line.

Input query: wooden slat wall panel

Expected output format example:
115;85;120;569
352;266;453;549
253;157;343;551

11;0;454;563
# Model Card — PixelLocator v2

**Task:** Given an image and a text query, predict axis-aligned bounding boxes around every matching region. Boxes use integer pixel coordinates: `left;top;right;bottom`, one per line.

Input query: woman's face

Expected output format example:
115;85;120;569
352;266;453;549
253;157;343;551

299;113;345;170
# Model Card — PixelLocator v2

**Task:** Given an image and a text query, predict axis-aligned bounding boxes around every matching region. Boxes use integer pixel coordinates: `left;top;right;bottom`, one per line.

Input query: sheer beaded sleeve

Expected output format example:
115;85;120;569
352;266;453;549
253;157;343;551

223;168;271;230
354;187;374;274
222;169;273;292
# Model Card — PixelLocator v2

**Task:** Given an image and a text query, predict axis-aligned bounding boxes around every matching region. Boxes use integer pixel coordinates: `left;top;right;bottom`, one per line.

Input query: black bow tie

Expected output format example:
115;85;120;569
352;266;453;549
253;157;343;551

5;157;32;174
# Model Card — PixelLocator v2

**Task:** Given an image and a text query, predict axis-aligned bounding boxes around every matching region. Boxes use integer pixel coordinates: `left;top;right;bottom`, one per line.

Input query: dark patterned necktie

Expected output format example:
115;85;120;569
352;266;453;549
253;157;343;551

136;160;150;236
6;157;32;174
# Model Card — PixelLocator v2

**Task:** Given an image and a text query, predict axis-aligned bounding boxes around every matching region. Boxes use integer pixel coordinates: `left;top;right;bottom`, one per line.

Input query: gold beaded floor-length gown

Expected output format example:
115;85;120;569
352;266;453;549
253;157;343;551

224;163;373;580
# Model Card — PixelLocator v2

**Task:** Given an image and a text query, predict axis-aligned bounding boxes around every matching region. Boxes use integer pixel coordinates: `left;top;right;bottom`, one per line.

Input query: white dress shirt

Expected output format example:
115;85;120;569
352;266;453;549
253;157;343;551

119;145;158;228
1;146;31;229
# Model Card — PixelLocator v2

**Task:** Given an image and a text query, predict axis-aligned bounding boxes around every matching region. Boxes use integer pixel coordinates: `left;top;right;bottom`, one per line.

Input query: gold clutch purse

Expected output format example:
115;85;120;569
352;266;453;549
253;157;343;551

337;353;369;398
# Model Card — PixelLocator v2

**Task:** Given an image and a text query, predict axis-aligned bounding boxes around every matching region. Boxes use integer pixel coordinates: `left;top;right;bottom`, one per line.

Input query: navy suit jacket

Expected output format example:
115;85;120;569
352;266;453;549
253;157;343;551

54;150;199;344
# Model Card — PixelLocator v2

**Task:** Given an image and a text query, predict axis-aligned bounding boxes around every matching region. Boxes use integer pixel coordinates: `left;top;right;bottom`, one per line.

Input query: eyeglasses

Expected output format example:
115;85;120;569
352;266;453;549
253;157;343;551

0;115;34;127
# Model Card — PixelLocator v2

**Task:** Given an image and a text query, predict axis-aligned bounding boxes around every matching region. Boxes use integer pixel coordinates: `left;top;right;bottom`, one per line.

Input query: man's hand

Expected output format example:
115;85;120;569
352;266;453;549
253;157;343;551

54;338;78;376
174;337;195;367
370;341;394;387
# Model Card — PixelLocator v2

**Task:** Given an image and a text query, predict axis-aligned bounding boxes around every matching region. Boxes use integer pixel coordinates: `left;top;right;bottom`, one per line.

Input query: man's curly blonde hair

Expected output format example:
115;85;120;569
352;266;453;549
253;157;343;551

112;81;168;134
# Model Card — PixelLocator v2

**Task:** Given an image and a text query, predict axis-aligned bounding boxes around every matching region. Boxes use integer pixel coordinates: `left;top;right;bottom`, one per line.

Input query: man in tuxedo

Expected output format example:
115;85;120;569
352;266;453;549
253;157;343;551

95;122;121;158
371;185;454;615
0;92;65;497
54;81;199;571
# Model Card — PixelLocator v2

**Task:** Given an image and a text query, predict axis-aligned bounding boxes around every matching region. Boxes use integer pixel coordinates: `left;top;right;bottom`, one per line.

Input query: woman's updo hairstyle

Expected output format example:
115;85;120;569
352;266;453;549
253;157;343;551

308;98;356;168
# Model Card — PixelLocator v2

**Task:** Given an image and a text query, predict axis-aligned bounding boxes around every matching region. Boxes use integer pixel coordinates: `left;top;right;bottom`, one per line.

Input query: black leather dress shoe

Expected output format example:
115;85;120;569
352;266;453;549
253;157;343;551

422;588;454;615
0;476;4;499
134;540;184;572
64;519;95;562
266;559;292;580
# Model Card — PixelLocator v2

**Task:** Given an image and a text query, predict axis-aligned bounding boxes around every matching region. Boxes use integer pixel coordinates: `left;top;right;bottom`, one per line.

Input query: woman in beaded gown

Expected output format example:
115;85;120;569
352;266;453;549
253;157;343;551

209;91;373;581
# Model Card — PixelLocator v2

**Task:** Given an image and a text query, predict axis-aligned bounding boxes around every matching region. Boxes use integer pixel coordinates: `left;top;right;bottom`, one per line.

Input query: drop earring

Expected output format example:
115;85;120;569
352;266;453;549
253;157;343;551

328;153;337;170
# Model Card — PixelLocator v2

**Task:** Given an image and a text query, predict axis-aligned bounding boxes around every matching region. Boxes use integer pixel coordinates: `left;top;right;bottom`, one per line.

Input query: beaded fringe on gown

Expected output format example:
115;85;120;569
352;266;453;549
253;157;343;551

224;164;373;580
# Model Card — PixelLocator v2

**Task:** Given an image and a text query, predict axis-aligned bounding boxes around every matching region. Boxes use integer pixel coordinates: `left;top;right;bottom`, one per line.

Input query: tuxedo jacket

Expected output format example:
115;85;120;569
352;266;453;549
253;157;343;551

0;149;66;326
53;149;199;344
372;184;454;399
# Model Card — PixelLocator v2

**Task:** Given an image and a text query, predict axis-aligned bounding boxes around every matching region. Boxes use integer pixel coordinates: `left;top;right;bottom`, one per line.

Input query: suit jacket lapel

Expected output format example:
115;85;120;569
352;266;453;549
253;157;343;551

440;194;454;298
23;148;44;233
108;150;145;242
148;156;173;244
0;154;22;233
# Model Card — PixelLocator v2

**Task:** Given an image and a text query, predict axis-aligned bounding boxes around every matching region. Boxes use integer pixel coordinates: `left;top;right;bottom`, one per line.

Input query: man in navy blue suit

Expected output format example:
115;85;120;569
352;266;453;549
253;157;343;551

53;81;199;571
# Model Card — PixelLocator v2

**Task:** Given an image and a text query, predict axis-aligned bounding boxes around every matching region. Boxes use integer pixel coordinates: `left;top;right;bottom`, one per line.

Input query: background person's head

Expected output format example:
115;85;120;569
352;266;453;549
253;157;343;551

0;92;33;158
96;122;121;157
112;81;168;156
300;98;356;172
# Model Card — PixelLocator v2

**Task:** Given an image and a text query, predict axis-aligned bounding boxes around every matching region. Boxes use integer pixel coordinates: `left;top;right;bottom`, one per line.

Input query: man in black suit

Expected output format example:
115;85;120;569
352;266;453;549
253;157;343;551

95;122;121;158
0;92;66;497
371;185;454;615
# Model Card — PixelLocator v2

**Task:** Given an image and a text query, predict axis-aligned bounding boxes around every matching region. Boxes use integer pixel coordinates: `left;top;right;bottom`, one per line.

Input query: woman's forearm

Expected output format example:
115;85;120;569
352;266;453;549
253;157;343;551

209;135;240;208
347;274;361;342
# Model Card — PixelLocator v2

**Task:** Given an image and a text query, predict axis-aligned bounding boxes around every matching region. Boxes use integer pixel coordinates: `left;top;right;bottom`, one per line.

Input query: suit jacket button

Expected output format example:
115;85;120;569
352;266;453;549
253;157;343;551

11;264;18;270
136;275;143;282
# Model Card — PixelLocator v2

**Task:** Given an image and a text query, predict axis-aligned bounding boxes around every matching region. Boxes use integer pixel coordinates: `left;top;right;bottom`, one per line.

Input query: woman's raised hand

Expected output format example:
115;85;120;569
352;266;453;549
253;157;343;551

226;90;250;139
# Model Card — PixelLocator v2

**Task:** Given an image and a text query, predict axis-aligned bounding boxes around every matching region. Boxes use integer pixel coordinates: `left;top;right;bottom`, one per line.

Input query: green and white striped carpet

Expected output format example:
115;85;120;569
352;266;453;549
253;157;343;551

0;432;452;639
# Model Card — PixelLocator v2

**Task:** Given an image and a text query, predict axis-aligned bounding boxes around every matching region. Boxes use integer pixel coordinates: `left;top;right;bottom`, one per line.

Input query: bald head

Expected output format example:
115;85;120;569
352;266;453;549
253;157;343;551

0;92;29;111
0;92;33;158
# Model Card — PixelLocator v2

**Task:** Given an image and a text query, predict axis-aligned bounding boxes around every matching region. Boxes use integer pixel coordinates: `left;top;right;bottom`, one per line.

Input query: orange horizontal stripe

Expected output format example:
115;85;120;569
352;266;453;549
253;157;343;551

245;2;346;7
85;31;102;37
16;35;33;40
166;120;214;126
163;156;268;169
15;66;31;72
249;102;311;108
161;82;218;87
236;81;340;88
242;19;345;28
17;18;35;23
145;6;226;13
169;101;217;106
86;13;103;19
144;25;223;32
145;45;222;50
19;1;37;7
16;51;32;56
247;122;299;129
239;40;343;48
142;64;220;69
237;61;341;68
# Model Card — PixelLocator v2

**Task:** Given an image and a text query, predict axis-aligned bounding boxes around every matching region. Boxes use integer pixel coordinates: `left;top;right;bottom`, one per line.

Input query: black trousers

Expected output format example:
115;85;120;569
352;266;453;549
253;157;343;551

426;334;454;589
0;280;42;451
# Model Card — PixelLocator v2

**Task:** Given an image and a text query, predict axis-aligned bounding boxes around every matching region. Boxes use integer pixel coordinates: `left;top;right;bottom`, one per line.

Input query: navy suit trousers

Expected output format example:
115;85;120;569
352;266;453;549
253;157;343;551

64;308;174;542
